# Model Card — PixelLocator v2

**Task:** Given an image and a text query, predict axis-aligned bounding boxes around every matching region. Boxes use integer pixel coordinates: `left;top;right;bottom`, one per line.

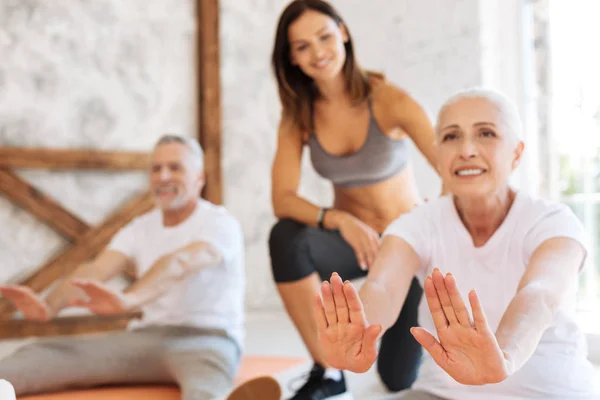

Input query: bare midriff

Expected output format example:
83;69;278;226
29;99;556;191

332;166;422;234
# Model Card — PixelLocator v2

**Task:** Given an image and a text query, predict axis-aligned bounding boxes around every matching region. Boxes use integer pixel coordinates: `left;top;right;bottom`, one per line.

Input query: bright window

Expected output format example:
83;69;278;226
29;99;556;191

545;0;600;334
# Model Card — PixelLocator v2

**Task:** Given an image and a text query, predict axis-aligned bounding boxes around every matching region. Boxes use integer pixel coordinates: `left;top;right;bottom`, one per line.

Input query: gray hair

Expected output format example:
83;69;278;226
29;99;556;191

435;87;523;143
153;134;204;171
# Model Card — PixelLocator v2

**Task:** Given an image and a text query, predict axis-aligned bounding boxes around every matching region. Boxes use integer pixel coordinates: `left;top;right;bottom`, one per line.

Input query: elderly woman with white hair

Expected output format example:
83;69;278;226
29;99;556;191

313;88;600;399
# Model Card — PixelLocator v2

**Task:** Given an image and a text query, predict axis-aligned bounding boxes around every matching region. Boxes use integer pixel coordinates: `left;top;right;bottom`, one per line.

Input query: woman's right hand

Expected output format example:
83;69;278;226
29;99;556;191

337;213;381;270
315;273;382;373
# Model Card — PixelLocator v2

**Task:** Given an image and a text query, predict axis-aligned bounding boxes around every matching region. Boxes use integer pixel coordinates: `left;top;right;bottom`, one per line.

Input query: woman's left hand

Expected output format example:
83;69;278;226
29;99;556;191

411;269;512;385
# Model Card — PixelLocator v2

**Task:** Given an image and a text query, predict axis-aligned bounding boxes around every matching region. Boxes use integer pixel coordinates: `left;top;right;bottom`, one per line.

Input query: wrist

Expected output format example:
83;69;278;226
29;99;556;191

499;346;517;375
323;209;349;230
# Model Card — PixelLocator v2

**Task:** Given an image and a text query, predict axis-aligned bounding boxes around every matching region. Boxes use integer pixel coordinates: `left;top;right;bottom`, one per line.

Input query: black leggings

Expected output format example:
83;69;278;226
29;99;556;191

269;218;423;391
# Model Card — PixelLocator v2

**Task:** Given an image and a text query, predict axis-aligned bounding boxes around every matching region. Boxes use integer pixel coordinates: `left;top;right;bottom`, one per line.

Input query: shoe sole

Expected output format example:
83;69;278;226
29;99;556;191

226;376;282;400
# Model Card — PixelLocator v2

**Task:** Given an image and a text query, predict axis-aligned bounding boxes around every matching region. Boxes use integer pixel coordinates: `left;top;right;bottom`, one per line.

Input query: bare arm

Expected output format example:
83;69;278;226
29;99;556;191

272;115;381;268
123;241;223;310
495;237;585;372
358;235;421;332
379;83;446;194
391;87;438;173
271;116;350;229
45;250;132;316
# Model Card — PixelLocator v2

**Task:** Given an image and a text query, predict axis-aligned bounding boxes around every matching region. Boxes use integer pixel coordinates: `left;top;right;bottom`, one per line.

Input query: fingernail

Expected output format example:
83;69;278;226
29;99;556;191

360;262;367;270
332;272;338;276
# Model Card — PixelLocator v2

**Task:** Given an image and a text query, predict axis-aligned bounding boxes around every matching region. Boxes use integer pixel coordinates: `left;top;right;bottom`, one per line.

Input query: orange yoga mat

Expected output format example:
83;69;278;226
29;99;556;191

19;356;306;400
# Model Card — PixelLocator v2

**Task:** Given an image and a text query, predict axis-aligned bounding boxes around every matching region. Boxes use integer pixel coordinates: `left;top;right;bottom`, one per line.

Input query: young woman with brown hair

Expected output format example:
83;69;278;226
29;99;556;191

268;1;440;398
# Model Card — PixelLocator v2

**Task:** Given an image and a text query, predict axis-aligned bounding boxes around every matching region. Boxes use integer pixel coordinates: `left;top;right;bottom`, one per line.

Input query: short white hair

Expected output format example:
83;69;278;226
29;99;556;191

435;87;523;143
153;134;204;171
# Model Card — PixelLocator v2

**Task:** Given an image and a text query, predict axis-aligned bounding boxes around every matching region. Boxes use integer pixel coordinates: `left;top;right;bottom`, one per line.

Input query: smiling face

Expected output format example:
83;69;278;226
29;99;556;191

287;9;348;83
149;142;204;211
436;97;524;199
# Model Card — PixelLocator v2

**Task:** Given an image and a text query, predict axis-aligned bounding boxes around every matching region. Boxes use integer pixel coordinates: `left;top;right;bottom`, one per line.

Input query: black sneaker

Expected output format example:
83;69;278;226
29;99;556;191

288;363;347;400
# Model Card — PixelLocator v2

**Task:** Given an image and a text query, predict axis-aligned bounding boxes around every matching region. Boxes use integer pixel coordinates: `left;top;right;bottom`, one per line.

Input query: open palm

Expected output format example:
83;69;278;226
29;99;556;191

315;273;382;373
411;269;511;385
0;285;51;321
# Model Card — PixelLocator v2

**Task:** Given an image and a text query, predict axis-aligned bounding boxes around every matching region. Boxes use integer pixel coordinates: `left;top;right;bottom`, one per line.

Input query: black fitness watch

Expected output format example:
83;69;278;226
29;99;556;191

317;207;329;230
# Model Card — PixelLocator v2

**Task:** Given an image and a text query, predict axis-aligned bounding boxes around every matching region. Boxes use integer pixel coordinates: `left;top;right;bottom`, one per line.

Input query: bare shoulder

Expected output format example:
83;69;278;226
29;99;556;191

278;111;309;143
370;79;427;129
371;79;418;111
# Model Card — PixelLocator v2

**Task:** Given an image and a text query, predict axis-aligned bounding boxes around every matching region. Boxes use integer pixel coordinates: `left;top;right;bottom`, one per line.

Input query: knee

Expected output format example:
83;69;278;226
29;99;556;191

268;219;313;283
179;375;233;400
376;343;421;392
180;386;220;400
377;362;418;392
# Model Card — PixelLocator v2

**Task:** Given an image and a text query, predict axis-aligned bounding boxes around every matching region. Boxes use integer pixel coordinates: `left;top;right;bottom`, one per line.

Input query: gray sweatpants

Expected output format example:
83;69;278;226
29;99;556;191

394;390;446;399
0;325;239;400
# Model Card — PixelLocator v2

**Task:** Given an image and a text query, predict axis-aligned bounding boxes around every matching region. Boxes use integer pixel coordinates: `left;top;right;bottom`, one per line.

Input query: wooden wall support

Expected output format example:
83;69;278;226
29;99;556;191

197;0;222;205
0;312;142;339
0;169;90;241
0;193;154;318
0;148;149;170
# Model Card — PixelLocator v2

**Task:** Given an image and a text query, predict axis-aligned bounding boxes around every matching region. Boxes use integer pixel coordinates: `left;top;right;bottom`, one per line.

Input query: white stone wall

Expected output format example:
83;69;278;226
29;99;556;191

0;0;196;283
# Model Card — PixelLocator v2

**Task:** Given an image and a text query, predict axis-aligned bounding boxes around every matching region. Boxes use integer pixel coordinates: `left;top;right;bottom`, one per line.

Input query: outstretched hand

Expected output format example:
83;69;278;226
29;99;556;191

315;272;382;373
0;285;52;321
70;280;134;315
410;269;512;385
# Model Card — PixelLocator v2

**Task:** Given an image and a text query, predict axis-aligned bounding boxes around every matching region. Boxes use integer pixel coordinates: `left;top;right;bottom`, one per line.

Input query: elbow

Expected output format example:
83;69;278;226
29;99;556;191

273;203;286;220
272;193;291;220
174;246;224;279
522;284;562;319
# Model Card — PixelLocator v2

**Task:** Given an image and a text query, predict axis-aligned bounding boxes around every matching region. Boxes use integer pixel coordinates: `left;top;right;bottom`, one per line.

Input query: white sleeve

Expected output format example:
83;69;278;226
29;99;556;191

383;205;432;272
106;219;138;259
523;204;589;269
196;214;244;263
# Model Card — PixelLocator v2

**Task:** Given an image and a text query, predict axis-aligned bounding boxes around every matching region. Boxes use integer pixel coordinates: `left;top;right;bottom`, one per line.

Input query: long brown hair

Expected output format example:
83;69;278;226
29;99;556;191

271;0;372;132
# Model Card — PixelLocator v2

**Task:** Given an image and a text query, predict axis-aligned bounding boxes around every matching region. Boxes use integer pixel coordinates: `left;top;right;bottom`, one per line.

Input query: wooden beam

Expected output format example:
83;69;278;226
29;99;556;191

0;312;142;339
197;0;222;204
0;148;149;170
0;192;155;317
0;169;90;241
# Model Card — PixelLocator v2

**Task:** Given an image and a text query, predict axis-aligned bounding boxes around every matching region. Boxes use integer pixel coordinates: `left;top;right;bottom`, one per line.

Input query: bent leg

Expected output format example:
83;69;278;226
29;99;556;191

269;219;366;366
377;277;423;391
394;390;447;400
161;327;239;400
0;330;169;396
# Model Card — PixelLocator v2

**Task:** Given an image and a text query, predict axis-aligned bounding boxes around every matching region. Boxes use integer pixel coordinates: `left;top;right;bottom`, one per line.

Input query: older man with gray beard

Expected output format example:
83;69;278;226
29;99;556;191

0;134;280;400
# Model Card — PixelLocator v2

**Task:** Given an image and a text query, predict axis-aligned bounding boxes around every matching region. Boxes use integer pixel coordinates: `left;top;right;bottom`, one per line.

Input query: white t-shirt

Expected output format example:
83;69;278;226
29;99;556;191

384;192;599;400
108;199;245;348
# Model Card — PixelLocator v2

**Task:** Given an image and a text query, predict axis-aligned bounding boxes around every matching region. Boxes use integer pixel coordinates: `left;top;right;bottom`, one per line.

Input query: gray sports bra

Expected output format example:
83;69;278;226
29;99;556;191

308;101;409;188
